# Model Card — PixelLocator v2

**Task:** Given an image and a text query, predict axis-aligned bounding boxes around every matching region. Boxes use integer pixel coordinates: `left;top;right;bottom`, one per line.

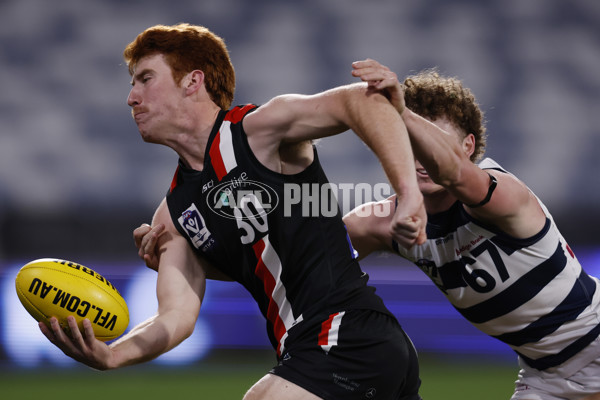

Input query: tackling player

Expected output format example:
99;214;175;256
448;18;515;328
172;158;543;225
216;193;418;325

345;59;600;400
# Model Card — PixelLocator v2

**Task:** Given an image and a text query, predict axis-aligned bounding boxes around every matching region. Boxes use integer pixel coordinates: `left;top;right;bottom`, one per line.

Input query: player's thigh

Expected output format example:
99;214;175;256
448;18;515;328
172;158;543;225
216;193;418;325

243;373;322;400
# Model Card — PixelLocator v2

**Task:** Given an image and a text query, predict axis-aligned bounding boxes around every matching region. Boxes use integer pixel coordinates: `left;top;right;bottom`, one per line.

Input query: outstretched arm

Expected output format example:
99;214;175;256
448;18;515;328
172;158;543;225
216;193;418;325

40;198;207;370
352;59;546;238
244;82;426;248
402;108;546;237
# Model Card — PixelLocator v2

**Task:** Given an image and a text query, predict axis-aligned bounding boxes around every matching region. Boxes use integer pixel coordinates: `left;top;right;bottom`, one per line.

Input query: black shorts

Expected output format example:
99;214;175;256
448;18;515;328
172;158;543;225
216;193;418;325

270;309;421;400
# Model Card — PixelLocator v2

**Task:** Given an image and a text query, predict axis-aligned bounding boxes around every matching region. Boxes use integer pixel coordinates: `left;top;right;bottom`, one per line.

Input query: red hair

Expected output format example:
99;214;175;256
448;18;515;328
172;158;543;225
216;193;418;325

123;23;235;110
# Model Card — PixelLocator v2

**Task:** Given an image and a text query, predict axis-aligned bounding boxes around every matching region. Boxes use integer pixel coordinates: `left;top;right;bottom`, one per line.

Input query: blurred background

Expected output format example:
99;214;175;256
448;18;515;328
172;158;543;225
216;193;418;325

1;0;599;398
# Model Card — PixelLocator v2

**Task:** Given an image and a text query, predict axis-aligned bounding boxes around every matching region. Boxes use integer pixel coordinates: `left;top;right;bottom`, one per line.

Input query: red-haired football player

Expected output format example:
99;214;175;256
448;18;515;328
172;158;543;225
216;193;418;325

40;24;426;400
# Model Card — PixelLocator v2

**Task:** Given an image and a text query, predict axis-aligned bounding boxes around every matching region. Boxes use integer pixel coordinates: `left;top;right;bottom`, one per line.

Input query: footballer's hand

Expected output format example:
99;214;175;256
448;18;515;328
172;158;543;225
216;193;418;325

39;316;114;371
391;192;427;249
351;59;406;115
133;223;165;271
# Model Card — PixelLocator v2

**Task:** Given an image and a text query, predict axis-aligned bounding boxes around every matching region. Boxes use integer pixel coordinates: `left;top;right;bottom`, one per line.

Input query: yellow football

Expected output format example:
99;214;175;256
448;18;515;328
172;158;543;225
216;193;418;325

15;258;129;341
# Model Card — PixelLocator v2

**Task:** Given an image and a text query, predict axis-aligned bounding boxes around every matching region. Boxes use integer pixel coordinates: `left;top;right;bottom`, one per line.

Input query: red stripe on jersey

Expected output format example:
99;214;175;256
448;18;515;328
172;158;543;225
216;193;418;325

253;238;287;355
318;313;336;346
209;132;228;180
566;244;575;258
169;165;180;193
225;104;256;124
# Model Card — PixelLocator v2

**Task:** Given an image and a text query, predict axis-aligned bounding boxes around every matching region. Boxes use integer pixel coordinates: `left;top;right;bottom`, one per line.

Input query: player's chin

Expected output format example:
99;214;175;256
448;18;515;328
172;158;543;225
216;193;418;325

139;129;160;144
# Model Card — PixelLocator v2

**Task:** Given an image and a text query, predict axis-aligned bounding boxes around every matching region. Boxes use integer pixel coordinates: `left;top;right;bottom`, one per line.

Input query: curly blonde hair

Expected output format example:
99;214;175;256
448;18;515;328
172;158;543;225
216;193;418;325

403;69;487;162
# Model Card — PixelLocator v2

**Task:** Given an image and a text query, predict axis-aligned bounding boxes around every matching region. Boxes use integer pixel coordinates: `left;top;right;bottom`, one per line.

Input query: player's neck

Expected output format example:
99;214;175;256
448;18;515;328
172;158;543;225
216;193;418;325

168;106;221;171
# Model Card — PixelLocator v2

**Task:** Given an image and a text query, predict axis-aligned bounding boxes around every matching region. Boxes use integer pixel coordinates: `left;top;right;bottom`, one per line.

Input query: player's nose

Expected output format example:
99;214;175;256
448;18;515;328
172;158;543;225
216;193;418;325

127;86;141;107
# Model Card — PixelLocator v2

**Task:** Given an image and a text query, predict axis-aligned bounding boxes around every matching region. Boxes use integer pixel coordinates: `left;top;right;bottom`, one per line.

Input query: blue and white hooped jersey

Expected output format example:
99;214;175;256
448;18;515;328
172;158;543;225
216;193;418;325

393;158;600;370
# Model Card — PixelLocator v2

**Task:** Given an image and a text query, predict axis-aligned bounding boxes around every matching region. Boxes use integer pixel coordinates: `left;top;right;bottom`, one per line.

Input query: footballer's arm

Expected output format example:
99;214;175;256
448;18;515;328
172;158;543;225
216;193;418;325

40;200;208;370
107;199;207;368
400;109;546;239
244;83;425;247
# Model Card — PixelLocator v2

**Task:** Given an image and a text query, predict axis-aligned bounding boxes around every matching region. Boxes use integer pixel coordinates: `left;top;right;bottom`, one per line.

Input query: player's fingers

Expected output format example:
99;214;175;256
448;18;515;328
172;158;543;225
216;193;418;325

392;230;419;245
153;223;165;234
66;315;86;346
48;316;73;346
392;215;419;231
141;238;158;266
373;72;400;89
393;235;417;250
416;229;427;245
142;232;155;254
81;319;96;347
46;318;79;354
391;217;421;248
49;316;62;335
143;253;159;271
352;65;391;79
351;70;378;84
39;320;55;341
144;224;165;248
416;207;428;245
145;225;163;249
134;223;152;237
133;223;152;248
352;58;390;71
137;226;155;258
352;68;386;82
393;221;424;248
351;59;374;70
382;71;399;83
398;219;427;247
144;224;166;256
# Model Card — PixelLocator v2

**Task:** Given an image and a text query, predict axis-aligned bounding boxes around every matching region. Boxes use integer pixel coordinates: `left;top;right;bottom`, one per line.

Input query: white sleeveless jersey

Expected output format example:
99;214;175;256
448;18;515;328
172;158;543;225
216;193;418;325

393;158;600;370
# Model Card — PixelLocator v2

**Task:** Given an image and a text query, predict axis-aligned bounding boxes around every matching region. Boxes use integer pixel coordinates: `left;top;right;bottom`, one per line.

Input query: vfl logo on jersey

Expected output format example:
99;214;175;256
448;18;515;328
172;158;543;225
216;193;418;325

178;204;215;251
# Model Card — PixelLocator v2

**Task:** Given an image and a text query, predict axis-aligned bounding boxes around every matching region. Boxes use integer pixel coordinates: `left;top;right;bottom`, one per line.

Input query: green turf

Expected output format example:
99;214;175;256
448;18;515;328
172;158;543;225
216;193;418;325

0;353;517;399
0;369;258;399
419;356;516;399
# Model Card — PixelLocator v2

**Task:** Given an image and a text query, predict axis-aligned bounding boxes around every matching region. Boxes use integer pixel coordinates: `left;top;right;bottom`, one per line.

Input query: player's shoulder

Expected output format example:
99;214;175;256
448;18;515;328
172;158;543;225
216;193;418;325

477;157;506;172
224;104;258;124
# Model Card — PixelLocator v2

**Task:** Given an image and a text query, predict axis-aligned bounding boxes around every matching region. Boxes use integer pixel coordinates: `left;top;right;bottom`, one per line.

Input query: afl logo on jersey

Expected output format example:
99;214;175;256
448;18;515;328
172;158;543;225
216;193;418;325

178;203;215;251
205;178;279;221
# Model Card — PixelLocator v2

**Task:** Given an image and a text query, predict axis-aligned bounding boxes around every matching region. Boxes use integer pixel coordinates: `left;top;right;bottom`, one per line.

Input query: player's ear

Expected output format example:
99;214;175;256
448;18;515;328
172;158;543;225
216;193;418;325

462;133;476;158
183;70;205;95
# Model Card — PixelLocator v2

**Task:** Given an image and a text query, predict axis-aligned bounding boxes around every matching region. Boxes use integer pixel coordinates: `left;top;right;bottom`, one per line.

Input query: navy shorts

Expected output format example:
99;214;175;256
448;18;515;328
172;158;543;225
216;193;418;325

270;309;421;400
